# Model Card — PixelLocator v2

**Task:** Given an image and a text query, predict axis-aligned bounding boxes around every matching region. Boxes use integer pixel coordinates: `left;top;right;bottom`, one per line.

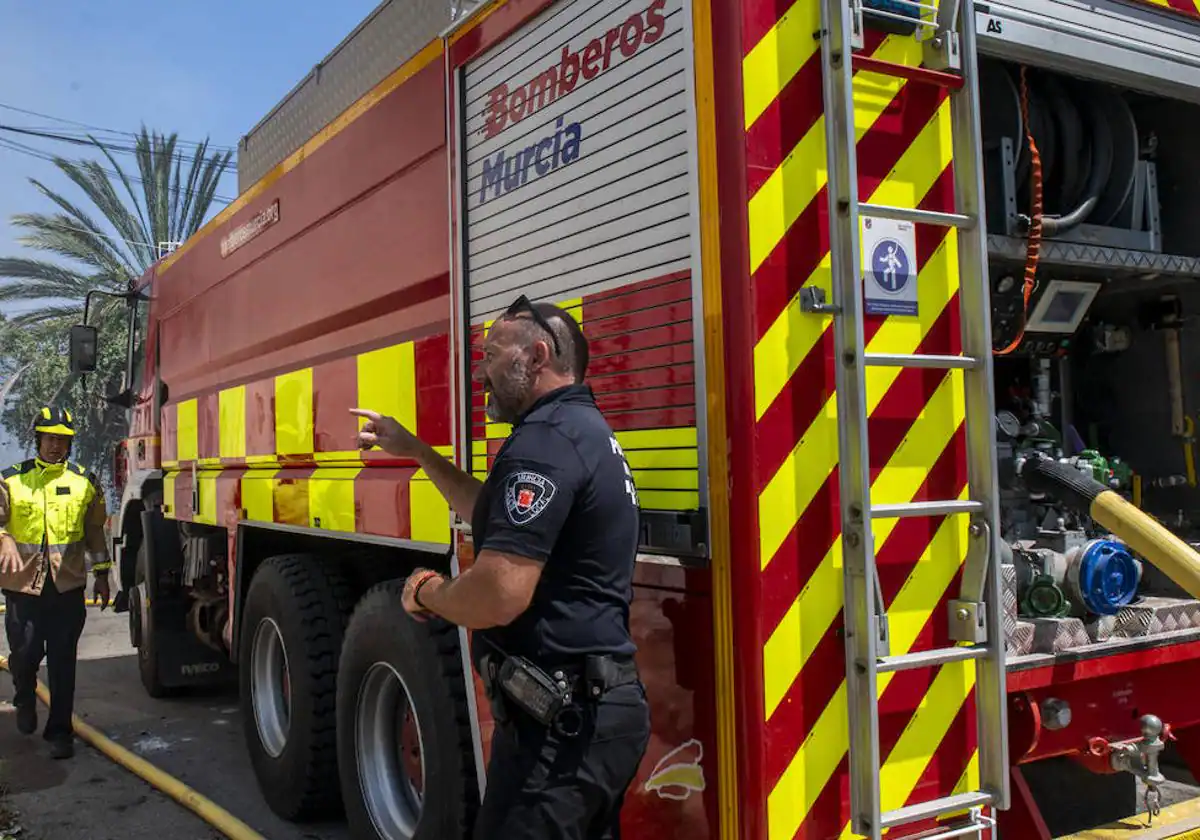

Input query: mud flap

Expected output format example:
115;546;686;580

139;511;235;689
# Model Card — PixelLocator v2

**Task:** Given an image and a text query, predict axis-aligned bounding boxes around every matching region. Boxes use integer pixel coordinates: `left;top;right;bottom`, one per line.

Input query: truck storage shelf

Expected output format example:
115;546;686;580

988;235;1200;277
1007;626;1200;673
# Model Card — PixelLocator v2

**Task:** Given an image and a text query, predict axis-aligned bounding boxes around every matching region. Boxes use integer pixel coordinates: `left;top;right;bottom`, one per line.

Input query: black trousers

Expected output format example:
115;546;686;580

473;681;652;840
4;576;87;741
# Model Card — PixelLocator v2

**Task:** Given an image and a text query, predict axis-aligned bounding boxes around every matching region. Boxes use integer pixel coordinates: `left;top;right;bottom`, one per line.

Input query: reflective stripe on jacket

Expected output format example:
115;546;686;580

0;459;110;595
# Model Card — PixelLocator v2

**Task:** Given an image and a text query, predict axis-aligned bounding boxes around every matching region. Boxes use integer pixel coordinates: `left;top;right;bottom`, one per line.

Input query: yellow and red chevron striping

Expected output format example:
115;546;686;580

762;424;968;784
1137;0;1200;18
741;0;978;835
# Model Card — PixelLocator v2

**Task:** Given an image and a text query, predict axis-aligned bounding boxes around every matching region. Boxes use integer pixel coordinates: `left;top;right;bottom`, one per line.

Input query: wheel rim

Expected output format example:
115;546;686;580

356;662;425;839
250;617;291;759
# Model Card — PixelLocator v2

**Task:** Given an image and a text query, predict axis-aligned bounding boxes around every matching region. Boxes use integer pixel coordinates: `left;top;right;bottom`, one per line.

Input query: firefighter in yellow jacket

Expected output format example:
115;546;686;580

0;406;111;759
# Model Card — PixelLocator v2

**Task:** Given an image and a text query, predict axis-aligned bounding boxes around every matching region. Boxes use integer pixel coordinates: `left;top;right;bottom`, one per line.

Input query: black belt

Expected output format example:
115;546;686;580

558;654;640;699
479;651;640;736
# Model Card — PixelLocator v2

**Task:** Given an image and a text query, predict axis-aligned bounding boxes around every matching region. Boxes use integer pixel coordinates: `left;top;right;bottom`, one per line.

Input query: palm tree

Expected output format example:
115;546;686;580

0;126;233;480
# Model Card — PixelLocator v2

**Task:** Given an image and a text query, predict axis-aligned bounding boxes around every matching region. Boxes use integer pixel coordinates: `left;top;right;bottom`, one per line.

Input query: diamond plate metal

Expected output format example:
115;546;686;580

987;235;1200;277
1008;621;1035;657
1116;605;1163;637
1085;615;1118;643
238;0;453;192
1114;597;1200;638
1027;617;1090;654
1002;563;1019;638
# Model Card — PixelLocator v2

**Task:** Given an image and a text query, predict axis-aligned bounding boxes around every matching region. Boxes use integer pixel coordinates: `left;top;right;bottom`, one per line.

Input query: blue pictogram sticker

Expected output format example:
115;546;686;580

863;220;918;316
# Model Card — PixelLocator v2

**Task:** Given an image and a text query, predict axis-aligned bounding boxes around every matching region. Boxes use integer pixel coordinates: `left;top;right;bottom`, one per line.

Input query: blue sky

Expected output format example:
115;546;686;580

0;0;384;461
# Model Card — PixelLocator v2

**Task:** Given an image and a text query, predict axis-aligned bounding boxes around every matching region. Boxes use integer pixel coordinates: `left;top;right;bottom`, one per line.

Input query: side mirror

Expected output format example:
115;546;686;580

69;324;98;374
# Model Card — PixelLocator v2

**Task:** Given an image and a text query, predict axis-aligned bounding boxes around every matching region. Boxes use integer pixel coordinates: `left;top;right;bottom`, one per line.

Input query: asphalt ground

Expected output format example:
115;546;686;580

0;604;350;840
0;603;1196;839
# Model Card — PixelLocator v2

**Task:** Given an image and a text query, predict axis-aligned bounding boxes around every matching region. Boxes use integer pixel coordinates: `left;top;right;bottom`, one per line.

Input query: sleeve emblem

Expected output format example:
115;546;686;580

504;470;557;526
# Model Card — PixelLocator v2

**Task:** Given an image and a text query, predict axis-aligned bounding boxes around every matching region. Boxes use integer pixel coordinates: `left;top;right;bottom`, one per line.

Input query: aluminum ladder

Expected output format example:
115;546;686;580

808;1;1010;837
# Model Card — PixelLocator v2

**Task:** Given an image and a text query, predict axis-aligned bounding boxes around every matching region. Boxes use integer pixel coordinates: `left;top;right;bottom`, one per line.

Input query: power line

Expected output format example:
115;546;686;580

0;136;236;204
18;218;156;251
0;101;238;154
0;124;239;172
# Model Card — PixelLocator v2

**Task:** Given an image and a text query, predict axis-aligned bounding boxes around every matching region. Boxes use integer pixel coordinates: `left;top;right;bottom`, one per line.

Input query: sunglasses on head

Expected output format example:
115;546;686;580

504;294;562;357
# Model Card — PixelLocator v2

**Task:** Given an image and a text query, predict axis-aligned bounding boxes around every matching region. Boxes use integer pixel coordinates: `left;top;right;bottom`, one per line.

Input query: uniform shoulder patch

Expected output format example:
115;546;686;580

504;470;558;526
1;460;34;480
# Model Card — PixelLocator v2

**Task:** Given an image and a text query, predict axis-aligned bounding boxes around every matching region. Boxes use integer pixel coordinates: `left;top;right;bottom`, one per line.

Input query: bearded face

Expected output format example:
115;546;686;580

478;319;541;424
484;351;533;424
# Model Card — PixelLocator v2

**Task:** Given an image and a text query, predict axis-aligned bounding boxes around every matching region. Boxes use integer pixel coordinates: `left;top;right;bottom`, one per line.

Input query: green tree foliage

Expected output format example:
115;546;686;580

0;127;232;482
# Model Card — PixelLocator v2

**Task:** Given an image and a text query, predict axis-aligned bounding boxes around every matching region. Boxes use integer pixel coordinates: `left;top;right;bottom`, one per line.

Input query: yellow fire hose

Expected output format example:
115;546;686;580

0;656;264;840
1025;457;1200;601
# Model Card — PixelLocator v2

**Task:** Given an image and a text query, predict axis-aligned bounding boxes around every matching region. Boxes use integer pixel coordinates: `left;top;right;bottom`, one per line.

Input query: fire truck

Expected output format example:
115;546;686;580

72;0;1200;836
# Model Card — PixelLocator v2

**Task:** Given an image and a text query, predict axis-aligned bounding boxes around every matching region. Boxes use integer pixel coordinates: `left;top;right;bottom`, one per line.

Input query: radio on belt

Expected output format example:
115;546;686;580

497;655;578;732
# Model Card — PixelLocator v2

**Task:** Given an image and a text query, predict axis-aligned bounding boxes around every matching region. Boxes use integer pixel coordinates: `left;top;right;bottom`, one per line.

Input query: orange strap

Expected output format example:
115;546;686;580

995;65;1043;357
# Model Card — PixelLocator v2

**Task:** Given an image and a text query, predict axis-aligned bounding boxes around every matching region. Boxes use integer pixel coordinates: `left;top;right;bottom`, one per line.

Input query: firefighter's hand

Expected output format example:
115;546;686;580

0;536;21;575
93;574;111;611
350;408;425;458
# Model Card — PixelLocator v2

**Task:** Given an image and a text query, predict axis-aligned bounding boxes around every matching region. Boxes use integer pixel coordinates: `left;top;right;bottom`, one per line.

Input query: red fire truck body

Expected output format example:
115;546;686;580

104;0;1200;837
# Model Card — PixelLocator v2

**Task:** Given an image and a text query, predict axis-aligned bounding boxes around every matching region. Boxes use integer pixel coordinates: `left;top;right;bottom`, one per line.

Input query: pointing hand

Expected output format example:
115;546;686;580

349;408;425;459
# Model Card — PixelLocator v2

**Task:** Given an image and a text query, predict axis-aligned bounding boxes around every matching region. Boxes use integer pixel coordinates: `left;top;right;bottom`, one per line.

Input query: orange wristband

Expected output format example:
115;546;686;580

412;571;442;610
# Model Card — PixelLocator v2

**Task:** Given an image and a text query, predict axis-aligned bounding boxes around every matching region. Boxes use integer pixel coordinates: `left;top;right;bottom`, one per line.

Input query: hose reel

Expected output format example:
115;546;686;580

980;59;1143;238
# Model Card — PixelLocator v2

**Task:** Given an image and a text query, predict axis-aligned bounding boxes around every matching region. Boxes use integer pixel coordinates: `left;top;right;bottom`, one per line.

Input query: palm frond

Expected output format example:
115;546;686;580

74;159;154;271
175;139;207;239
185;146;234;236
11;211;128;280
48;161;146;275
91;134;151;239
0;257;93;293
19;176;138;279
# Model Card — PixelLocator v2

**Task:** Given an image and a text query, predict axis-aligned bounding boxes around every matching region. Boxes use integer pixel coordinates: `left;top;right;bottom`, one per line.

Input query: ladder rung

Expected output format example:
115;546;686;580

871;500;983;519
851;54;965;90
877;645;988;674
859;203;975;229
864;353;980;370
881;792;995;830
928;818;998;840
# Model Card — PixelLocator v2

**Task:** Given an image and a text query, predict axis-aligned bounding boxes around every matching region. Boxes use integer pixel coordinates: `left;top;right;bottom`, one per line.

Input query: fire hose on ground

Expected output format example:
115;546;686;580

0;656;264;840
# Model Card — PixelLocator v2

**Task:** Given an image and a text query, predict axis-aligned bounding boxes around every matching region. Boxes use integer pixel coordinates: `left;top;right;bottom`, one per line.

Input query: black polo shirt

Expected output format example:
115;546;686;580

470;384;640;668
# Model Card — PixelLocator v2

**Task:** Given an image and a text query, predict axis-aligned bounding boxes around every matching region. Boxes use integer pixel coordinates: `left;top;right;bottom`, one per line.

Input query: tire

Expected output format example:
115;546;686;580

337;581;479;840
239;554;354;821
133;542;171;699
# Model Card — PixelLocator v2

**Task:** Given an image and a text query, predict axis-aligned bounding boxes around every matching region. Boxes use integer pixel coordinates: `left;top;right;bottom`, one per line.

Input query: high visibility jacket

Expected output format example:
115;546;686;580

0;458;110;596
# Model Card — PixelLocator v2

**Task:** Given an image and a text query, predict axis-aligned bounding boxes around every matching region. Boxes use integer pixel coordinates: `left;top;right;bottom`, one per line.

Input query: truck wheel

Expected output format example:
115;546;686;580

132;542;171;699
337;581;479;840
239;554;353;821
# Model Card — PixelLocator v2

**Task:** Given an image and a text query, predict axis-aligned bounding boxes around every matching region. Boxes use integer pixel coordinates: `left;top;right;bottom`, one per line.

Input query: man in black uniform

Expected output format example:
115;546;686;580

351;295;650;839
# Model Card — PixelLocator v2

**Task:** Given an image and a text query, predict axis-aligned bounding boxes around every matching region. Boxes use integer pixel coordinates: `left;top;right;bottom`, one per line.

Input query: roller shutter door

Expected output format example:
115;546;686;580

976;0;1200;102
455;0;709;552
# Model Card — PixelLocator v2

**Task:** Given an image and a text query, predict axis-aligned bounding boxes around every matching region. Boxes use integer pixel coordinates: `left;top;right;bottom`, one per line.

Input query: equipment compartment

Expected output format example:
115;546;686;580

978;57;1200;666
